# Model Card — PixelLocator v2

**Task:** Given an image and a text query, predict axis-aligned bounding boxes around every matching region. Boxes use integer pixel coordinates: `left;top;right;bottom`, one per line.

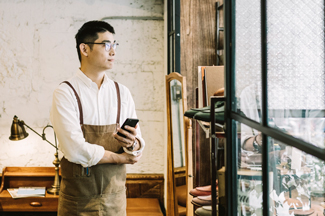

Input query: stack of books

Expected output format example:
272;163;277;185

7;187;46;199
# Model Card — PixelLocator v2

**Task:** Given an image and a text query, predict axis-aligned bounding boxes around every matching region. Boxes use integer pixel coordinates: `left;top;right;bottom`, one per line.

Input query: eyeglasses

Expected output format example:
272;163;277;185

83;42;119;51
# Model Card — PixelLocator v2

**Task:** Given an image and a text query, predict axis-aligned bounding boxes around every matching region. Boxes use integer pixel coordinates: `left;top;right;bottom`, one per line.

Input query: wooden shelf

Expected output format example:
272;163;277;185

197;120;224;138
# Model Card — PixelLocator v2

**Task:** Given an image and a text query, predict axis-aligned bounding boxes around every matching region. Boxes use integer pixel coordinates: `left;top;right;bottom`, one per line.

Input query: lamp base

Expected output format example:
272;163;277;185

47;186;60;195
48;151;61;195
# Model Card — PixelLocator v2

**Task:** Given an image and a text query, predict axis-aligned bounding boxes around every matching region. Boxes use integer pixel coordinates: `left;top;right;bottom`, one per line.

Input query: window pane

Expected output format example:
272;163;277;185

235;1;325;147
235;0;262;123
267;1;325;147
271;139;325;215
238;125;265;215
239;123;325;215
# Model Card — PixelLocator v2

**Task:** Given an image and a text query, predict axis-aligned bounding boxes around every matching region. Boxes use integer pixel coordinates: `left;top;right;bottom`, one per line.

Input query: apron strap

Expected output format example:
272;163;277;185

61;81;84;126
114;81;121;124
61;81;121;125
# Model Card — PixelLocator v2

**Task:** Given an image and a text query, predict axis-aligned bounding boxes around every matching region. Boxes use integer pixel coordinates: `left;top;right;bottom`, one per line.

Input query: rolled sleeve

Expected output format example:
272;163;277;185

135;135;145;152
122;127;145;156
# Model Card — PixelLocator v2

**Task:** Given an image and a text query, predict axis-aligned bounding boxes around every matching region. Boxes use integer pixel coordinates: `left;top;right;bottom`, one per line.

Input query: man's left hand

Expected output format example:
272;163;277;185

114;125;140;151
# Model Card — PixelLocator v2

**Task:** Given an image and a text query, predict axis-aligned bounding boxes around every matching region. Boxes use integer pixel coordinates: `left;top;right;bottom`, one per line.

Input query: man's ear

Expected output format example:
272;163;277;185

79;43;88;57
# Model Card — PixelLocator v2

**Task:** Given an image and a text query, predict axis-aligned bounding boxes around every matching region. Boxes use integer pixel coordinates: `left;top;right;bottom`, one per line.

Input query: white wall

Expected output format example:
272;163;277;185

0;0;165;174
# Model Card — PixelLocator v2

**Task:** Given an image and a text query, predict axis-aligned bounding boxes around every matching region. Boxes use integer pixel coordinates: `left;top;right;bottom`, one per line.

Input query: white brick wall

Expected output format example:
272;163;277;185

0;0;165;174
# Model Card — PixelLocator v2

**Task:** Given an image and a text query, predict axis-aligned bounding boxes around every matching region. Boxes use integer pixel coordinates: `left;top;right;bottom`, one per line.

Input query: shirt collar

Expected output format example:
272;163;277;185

101;73;110;88
76;69;111;88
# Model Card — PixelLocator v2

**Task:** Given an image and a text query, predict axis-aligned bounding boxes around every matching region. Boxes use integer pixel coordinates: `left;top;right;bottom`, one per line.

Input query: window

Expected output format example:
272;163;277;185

225;1;325;215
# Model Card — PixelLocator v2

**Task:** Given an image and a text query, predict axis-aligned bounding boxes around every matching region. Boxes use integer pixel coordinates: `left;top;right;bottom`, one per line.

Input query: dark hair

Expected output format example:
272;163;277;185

75;20;115;62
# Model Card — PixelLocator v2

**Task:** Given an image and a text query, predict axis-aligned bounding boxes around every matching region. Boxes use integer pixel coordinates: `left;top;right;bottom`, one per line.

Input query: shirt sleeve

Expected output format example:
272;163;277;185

50;86;105;167
240;85;260;147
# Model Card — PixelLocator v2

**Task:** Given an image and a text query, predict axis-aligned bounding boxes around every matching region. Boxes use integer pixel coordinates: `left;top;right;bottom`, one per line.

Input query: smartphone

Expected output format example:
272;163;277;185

117;118;139;138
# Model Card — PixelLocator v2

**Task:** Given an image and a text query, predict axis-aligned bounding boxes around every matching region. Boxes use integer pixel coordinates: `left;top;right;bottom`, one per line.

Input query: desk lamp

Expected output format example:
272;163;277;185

9;115;60;195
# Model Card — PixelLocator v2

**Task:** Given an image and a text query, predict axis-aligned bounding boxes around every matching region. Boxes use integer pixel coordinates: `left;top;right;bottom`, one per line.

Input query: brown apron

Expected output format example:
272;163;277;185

58;81;126;216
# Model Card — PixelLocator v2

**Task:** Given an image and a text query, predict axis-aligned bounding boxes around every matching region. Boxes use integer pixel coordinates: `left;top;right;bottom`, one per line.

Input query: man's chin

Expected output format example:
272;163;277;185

105;63;114;70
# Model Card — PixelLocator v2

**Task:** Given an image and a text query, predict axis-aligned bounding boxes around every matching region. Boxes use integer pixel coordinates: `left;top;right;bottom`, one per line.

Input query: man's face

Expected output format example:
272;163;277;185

87;31;116;71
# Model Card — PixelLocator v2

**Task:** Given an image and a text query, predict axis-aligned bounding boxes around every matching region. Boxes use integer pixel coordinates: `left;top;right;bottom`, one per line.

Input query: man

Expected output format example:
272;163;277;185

50;20;144;215
240;83;287;152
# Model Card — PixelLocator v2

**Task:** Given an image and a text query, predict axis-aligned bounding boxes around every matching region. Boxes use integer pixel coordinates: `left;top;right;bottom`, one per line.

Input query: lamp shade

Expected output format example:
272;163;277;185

9;115;29;141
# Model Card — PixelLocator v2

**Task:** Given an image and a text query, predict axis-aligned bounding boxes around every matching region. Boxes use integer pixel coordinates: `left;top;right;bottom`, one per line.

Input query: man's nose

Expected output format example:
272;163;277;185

109;49;115;56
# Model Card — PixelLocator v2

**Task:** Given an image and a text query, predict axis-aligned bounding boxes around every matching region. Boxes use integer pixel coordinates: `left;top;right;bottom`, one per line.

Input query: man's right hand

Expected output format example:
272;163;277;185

255;132;263;145
117;152;142;164
243;132;263;152
98;151;142;165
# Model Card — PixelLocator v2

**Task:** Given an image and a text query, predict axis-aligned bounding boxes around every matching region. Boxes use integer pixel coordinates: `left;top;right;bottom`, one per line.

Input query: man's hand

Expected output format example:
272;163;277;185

117;152;142;164
255;132;263;145
243;132;263;151
114;124;139;150
98;151;142;165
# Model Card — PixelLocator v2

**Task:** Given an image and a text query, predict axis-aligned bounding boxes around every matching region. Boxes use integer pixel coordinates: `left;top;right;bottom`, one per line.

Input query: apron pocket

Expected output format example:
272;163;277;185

78;197;100;215
101;189;127;216
79;211;100;216
58;192;78;216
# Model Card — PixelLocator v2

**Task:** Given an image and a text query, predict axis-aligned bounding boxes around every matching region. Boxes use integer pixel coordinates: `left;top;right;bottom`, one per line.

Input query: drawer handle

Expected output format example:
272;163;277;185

30;202;42;207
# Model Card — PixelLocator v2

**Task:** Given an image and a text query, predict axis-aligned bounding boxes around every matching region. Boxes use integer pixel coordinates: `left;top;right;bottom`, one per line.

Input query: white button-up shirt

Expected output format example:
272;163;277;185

50;69;145;167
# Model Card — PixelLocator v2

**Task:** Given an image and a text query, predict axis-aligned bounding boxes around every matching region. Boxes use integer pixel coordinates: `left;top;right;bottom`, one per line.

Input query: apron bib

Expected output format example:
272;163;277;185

58;81;126;216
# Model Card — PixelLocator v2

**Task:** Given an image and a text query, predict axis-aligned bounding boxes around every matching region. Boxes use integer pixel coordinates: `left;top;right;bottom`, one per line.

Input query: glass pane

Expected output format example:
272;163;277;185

267;1;325;147
270;139;325;215
238;124;264;215
235;0;262;123
239;121;325;215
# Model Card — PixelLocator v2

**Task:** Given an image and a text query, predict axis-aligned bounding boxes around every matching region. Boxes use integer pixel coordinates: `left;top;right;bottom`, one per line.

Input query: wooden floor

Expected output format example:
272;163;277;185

127;198;164;216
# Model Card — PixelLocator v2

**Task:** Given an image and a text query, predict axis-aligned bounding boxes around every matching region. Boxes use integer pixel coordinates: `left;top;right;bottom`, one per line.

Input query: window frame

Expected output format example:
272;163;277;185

167;0;180;74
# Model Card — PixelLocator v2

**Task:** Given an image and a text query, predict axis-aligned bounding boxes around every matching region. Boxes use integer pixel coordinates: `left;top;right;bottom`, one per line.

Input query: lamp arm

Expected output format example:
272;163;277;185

42;125;58;150
21;122;57;149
